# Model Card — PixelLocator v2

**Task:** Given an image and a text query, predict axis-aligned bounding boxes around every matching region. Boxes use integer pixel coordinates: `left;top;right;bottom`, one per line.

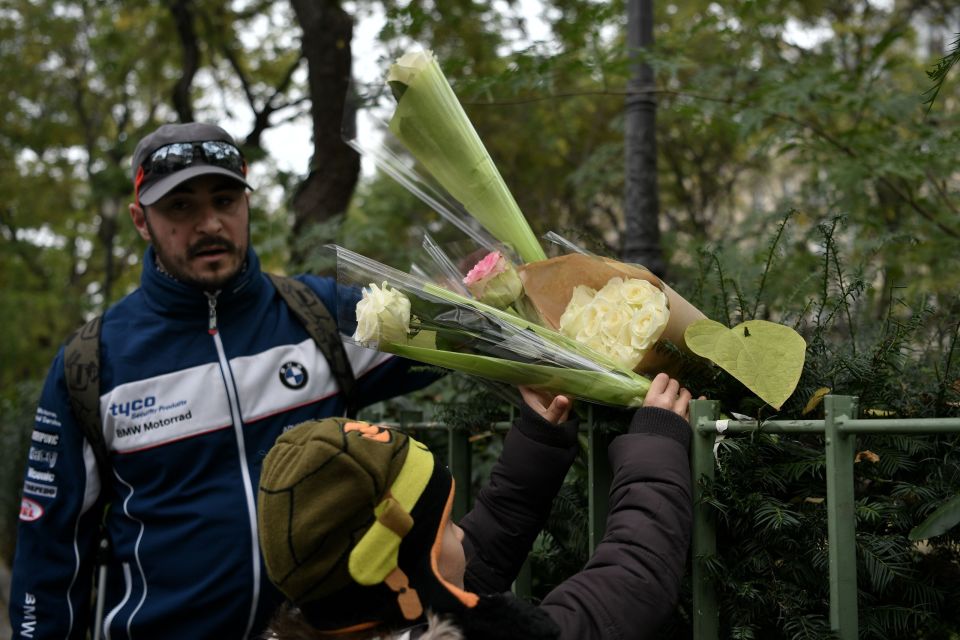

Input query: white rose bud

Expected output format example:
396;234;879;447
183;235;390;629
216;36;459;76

353;282;412;345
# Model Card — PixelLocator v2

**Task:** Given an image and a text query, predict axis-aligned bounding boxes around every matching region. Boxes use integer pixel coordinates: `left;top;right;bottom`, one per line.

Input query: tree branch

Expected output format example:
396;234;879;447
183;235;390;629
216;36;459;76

169;0;200;122
467;87;959;239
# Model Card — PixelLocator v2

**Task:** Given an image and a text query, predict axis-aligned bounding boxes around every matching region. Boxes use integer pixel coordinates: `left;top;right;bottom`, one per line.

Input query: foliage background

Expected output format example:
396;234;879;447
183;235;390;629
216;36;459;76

1;1;959;638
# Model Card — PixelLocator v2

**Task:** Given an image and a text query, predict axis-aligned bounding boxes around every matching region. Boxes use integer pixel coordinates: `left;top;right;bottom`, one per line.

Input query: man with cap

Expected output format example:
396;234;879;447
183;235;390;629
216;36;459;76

259;373;695;640
8;122;438;639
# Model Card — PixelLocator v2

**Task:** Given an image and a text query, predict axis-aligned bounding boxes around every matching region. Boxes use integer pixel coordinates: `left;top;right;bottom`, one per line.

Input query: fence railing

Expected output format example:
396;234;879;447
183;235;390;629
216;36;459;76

689;396;960;640
369;397;960;640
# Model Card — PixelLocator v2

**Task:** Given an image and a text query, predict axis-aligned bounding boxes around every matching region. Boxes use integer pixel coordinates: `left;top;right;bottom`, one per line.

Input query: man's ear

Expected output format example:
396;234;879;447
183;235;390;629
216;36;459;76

130;203;151;242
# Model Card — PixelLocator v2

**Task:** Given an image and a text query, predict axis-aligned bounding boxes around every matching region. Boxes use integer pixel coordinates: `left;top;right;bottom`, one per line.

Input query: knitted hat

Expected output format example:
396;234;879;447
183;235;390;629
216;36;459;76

258;417;479;632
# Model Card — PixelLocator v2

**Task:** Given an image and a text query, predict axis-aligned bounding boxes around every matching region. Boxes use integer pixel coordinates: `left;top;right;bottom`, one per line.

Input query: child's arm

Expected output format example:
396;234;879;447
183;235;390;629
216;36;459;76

459;387;579;594
538;373;696;640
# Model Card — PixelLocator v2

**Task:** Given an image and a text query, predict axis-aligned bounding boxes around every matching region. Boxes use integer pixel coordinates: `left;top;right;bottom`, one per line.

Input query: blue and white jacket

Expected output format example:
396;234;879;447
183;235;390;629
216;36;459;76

9;246;435;640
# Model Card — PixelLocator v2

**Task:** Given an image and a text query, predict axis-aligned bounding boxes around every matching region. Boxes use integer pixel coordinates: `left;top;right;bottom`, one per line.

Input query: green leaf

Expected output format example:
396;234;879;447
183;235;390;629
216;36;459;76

909;494;960;540
684;319;806;410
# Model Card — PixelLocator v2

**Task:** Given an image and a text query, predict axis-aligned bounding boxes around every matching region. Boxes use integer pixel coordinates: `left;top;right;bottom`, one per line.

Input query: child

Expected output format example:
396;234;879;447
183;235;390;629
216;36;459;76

257;373;694;639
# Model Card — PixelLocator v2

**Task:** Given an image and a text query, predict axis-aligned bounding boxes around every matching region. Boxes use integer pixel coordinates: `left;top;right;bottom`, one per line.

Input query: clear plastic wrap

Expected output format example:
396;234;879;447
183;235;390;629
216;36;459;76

331;244;651;407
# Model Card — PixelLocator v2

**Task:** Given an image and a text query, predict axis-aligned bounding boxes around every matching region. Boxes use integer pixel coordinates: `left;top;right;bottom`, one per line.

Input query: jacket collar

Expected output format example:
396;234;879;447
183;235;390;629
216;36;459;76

139;244;264;318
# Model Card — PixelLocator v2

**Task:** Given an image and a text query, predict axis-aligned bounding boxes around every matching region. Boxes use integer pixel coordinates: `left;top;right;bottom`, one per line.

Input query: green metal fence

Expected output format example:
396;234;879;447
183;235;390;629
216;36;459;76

375;397;960;639
689;395;960;640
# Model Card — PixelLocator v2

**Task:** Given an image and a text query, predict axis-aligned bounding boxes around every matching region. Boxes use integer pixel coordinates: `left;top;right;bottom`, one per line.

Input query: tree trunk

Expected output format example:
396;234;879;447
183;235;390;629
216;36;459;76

288;0;360;267
169;0;199;123
622;0;665;277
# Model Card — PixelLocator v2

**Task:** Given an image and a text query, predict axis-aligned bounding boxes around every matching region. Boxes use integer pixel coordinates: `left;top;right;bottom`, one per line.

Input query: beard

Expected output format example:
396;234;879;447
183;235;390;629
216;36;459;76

146;217;250;291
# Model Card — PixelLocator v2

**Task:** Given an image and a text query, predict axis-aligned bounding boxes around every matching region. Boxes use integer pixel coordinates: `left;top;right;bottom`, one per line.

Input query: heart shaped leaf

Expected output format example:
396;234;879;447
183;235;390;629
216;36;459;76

684;319;806;409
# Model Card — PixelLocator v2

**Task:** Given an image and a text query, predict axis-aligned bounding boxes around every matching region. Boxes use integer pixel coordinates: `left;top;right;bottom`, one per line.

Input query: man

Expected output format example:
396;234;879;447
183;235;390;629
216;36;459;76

8;122;437;639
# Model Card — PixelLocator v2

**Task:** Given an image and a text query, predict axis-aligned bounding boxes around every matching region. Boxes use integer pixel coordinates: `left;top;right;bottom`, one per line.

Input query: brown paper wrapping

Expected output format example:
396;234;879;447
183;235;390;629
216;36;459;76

517;253;707;375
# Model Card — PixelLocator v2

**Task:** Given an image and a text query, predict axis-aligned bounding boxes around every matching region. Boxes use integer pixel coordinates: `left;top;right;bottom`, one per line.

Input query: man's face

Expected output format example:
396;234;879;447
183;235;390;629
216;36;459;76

130;175;250;291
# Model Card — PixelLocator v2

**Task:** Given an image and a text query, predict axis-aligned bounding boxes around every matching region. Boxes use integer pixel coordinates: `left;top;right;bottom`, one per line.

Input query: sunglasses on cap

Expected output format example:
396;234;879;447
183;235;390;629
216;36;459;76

134;140;249;205
141;140;245;176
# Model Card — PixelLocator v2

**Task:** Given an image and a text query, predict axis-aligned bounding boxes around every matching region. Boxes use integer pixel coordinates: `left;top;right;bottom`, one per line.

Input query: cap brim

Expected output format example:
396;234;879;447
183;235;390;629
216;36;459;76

138;165;254;206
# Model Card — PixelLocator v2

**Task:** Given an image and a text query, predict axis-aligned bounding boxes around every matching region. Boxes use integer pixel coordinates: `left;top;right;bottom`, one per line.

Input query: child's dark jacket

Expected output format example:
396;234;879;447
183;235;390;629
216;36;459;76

460;404;693;640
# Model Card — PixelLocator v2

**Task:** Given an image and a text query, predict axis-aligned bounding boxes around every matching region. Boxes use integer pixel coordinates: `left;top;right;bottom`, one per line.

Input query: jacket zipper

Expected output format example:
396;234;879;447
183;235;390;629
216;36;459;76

103;562;133;640
206;291;261;638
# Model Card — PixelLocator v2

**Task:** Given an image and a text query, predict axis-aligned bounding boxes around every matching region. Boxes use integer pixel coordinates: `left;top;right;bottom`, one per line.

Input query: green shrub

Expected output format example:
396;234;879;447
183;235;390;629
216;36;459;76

465;212;960;639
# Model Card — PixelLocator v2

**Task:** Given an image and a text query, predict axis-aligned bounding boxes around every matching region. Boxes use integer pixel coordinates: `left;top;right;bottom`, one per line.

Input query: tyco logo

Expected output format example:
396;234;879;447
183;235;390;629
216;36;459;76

279;362;308;390
110;395;156;417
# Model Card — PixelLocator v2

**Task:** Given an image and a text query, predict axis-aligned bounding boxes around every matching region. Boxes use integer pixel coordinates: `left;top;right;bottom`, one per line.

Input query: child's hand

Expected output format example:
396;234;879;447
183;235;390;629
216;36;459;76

519;386;572;425
643;373;696;421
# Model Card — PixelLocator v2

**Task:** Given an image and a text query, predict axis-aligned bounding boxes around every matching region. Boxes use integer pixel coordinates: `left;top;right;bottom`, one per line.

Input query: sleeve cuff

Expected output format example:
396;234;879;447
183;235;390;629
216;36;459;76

514;403;579;449
627;407;692;450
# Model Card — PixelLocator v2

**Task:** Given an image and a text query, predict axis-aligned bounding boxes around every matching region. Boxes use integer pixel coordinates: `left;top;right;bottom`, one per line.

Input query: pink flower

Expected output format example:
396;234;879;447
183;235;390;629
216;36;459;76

463;251;507;285
462;251;523;309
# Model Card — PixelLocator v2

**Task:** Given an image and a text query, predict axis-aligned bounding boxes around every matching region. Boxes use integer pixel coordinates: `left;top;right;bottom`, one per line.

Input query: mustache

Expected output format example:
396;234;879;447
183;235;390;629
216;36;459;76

188;237;238;258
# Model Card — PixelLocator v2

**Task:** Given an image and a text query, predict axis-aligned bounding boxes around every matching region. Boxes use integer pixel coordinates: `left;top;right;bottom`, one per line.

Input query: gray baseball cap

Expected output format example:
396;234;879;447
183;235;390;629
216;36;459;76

132;122;254;206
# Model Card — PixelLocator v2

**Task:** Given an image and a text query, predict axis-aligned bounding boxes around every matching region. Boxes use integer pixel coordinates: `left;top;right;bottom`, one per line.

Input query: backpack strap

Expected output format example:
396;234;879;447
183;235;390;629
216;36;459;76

64;315;112;490
267;273;359;418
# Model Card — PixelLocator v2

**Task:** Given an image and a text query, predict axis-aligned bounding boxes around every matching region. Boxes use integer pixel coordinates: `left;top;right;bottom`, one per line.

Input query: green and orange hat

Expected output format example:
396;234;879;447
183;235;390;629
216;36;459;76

257;417;479;632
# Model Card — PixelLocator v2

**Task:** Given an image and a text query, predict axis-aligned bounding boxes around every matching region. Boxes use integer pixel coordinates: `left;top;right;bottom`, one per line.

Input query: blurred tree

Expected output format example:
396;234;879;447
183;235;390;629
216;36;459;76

288;0;360;266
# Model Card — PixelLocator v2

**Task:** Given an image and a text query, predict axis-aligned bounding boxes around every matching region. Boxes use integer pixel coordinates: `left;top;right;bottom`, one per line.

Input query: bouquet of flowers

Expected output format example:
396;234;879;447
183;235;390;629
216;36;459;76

333;245;652;407
337;47;806;410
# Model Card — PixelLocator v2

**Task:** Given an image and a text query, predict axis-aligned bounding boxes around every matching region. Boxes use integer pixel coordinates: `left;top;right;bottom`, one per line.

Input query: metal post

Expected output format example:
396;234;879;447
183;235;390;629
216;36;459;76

587;405;611;551
448;426;472;521
824;395;859;640
690;399;720;640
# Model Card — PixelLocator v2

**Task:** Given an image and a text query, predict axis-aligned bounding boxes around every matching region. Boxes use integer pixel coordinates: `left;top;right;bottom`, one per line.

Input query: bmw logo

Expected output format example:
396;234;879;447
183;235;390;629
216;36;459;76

279;362;308;390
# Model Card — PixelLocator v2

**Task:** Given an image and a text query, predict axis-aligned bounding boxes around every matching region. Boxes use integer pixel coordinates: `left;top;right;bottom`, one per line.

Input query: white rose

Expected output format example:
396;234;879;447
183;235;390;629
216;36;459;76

581;334;608;355
600;304;631;340
614;344;643;370
569;285;597;309
595;277;626;303
560;275;670;371
354;301;380;343
559;304;585;337
628;303;669;352
619;278;664;307
576;301;606;339
353;282;412;345
560;285;598;338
